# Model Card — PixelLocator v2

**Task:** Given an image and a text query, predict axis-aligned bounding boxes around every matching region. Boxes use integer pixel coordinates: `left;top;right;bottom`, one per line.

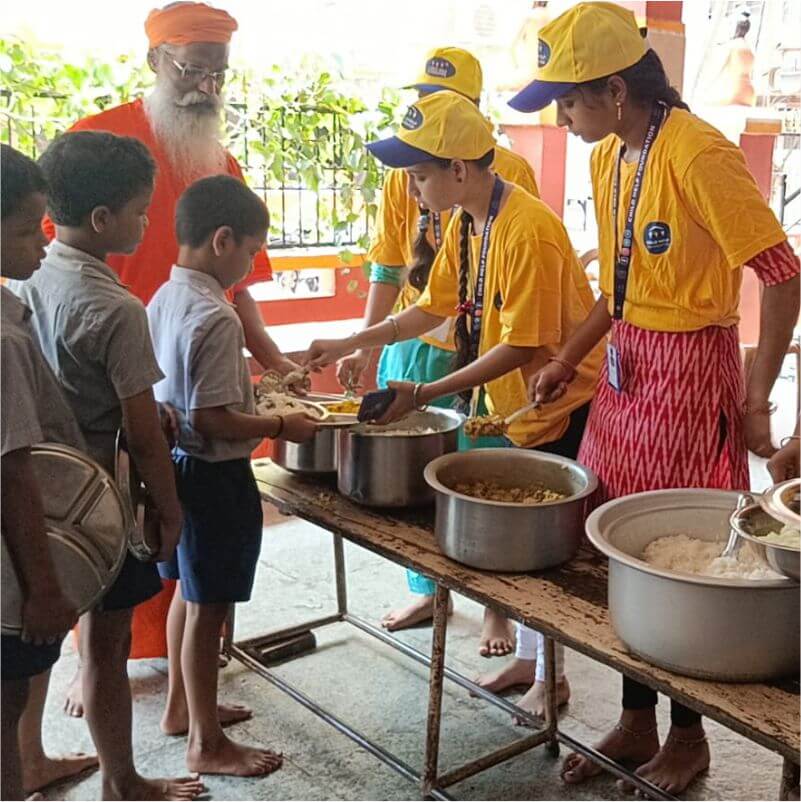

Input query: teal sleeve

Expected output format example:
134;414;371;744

369;263;404;287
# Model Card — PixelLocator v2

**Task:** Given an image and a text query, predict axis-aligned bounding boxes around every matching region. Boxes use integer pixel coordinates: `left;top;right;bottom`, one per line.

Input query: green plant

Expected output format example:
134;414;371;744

0;37;401;252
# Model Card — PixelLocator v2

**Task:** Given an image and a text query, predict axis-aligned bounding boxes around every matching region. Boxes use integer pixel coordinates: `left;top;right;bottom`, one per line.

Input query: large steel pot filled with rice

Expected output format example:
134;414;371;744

586;489;800;681
424;449;597;572
337;409;462;507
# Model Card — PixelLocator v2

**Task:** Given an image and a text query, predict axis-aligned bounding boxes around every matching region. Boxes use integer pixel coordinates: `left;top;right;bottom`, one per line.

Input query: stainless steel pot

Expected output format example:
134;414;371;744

337;409;462;507
274;418;353;475
424;449;597;571
2;443;129;635
586;489;800;681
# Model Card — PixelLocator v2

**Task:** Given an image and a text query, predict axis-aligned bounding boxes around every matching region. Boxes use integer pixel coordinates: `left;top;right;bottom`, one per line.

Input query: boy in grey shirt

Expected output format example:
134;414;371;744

148;175;316;777
11;132;203;801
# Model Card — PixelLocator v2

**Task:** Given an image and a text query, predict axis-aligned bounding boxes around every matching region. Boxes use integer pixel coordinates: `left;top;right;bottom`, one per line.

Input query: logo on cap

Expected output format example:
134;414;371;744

402;105;424;131
425;57;456;79
643;222;671;254
537;38;551;68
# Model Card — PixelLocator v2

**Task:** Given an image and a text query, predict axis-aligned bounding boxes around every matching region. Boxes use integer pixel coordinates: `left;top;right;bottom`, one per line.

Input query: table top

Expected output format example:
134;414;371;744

252;460;800;761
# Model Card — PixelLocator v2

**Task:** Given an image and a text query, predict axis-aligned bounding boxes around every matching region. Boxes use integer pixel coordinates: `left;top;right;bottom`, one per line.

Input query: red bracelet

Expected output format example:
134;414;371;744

547;356;577;380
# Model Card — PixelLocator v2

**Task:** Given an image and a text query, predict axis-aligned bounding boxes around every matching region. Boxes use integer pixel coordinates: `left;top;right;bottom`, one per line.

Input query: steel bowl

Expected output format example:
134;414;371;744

424;449;598;572
729;502;800;581
337;409;462;507
274;416;354;475
586;489;800;681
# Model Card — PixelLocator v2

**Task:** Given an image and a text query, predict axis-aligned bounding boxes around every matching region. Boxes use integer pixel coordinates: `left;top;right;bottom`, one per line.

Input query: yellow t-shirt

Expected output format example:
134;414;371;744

592;108;786;332
367;144;540;349
417;186;604;448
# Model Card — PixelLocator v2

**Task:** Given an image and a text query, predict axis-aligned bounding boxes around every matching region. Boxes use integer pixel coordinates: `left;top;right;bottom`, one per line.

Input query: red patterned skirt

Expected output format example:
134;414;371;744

578;321;749;504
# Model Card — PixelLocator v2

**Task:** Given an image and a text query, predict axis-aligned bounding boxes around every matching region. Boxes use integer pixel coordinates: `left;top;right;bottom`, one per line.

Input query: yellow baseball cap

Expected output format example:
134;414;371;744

403;46;483;101
509;2;647;112
366;91;495;169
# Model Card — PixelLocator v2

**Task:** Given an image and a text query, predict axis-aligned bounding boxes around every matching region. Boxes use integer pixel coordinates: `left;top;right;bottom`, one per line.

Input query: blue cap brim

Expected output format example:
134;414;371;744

508;80;576;112
366;137;437;168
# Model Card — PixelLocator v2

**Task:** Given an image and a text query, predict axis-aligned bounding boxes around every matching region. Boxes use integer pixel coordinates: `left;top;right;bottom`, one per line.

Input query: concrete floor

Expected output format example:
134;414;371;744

37;364;797;801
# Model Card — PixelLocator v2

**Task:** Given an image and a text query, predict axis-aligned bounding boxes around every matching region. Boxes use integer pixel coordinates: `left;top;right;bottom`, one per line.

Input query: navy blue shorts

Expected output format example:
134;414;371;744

97;552;162;612
1;634;63;681
159;456;262;604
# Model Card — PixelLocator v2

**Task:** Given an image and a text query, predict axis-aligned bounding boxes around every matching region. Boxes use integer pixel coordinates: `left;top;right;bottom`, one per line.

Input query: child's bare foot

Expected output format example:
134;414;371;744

186;733;283;777
161;702;252;736
472;657;534;696
478;608;515;657
22;752;99;794
103;773;206;800
380;594;453;631
626;724;710;795
561;712;660;785
63;667;84;717
513;677;570;725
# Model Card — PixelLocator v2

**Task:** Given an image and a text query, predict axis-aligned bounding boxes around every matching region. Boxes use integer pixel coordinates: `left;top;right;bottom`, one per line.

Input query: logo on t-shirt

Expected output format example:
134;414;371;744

425;57;456;79
538;39;551;68
402;105;424;131
643;221;671;254
493;291;503;310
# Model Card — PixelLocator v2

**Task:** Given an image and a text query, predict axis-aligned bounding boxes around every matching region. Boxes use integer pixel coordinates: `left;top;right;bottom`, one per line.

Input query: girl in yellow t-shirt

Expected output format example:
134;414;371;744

305;90;604;721
510;2;800;793
348;47;539;656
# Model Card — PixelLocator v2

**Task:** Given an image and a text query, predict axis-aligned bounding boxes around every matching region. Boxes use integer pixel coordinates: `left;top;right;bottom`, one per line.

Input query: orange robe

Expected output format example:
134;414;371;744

50;99;272;657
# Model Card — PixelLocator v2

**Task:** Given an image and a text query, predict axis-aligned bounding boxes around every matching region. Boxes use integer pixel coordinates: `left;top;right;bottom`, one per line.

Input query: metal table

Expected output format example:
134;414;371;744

225;460;800;800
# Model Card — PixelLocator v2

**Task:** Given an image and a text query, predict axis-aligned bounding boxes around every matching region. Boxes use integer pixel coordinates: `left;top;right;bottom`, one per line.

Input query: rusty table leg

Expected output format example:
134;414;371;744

543;636;560;757
422;583;450;797
779;757;800;800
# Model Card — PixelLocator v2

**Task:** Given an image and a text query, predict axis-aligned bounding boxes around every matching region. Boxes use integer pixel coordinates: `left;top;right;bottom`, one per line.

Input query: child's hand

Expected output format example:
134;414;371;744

280;412;319;443
158;402;180;448
22;588;78;645
154;507;183;563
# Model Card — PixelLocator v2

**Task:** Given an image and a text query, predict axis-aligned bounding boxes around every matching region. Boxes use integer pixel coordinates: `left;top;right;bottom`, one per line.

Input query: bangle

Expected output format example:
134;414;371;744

387;315;400;345
412;382;428;411
780;435;800;447
273;415;285;438
745;401;777;415
547;356;577;381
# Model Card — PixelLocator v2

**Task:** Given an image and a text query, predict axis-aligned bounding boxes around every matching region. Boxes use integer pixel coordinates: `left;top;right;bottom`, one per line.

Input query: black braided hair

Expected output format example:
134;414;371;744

582;49;690;112
408;209;437;291
452;209;474;403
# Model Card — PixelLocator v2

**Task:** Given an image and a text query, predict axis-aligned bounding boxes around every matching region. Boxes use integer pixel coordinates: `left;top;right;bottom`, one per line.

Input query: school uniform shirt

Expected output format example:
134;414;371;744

368;145;540;350
591;107;787;332
147;266;261;462
417;185;604;448
9;241;164;473
1;286;85;457
42;99;271;306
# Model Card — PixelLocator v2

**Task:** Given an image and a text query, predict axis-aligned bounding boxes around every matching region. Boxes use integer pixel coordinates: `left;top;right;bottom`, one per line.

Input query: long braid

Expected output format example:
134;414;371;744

408;208;436;291
453;210;474;403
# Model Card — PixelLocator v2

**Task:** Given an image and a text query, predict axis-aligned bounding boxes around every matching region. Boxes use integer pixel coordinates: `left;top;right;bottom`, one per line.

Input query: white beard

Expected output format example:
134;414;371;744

144;81;227;182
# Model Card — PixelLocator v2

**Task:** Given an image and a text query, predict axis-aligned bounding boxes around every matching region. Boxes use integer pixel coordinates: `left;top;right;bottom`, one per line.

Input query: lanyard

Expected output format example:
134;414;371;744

467;175;505;363
432;211;443;250
611;103;666;320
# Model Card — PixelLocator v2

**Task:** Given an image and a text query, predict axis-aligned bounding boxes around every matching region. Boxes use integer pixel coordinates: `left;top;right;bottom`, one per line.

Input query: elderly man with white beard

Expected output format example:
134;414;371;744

39;0;295;740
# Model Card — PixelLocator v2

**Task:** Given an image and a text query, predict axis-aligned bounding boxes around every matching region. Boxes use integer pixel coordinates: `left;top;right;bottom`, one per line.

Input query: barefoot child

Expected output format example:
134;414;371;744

147;174;318;776
341;46;539;657
11;132;204;801
306;91;604;721
514;2;800;792
0;144;90;801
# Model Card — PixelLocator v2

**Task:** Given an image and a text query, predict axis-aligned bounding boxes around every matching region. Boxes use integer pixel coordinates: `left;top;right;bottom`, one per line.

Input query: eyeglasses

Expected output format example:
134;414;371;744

166;54;228;87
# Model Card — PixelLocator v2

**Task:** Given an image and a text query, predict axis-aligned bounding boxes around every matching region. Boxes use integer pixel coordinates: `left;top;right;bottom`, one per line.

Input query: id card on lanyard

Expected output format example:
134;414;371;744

608;103;666;392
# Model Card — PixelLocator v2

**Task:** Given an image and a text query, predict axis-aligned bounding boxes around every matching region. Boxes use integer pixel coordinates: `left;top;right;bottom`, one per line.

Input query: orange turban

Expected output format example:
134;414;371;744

145;2;238;48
